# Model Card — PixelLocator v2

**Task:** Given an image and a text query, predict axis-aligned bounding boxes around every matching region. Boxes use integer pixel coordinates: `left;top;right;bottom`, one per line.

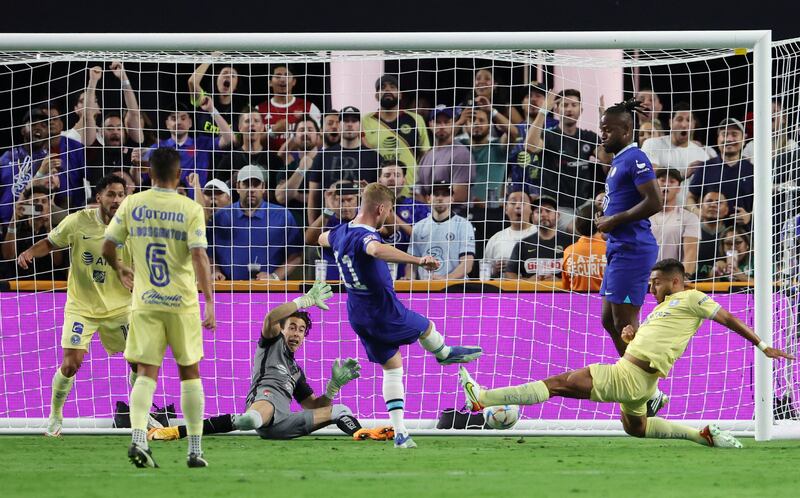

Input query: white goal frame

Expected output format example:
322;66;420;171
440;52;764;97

0;31;783;440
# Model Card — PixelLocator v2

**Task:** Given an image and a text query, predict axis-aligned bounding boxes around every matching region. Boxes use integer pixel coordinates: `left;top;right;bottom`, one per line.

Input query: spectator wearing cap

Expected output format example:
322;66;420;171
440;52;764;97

415;106;474;216
482;189;537;278
362;74;431;197
641;102;717;182
687;118;754;224
0;108;86;224
133;101;234;193
255;64;322;151
651;168;701;278
216;106;280;186
306;106;381;225
524;89;603;226
561;204;607;291
506;195;573;281
185;175;232;223
305;179;360;280
408;180;475;280
209;165;302;281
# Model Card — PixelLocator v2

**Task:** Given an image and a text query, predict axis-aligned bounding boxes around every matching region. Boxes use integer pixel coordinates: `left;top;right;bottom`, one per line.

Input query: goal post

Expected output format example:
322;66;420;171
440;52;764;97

0;31;794;440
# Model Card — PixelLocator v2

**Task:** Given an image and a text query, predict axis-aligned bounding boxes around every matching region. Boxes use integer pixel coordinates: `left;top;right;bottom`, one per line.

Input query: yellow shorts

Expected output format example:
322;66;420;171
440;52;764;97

588;359;659;417
61;312;130;355
124;310;203;367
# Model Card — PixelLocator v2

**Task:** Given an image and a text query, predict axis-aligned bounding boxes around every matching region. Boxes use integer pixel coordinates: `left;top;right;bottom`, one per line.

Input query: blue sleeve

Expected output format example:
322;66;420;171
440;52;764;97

359;230;383;254
631;151;656;186
688;166;703;197
66;144;86;208
285;210;302;255
307;153;322;184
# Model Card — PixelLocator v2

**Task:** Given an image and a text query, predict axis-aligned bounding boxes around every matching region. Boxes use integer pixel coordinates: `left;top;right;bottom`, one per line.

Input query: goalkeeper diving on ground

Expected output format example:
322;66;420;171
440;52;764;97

149;282;392;442
460;258;794;448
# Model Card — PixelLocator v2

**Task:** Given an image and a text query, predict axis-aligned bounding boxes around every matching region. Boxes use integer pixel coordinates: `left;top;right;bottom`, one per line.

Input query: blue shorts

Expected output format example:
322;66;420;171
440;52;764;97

600;243;658;306
349;307;430;365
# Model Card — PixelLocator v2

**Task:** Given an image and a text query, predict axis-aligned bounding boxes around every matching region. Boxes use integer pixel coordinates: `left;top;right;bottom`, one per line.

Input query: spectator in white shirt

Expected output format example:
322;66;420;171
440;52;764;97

482;188;537;277
650;168;701;278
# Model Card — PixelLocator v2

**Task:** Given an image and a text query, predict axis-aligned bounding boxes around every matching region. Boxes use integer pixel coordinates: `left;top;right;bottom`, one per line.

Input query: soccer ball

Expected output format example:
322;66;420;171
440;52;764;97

483;405;520;430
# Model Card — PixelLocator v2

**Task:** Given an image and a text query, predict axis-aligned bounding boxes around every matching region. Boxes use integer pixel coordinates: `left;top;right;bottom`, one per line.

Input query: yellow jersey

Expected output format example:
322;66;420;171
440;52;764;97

104;187;208;314
626;289;721;377
48;208;132;319
362;110;430;198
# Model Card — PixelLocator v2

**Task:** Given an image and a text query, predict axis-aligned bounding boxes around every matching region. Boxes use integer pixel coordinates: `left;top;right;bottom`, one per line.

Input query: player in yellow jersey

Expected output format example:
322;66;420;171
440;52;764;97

103;147;215;468
459;258;794;448
18;174;136;437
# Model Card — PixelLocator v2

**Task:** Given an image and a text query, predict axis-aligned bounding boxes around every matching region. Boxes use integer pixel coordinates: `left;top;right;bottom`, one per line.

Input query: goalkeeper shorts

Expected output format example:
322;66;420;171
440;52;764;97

61;311;130;355
251;388;315;440
589;358;659;417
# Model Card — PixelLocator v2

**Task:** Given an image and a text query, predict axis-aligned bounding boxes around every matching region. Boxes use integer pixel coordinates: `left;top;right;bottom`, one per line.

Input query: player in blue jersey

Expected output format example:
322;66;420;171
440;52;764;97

319;183;482;449
596;99;666;416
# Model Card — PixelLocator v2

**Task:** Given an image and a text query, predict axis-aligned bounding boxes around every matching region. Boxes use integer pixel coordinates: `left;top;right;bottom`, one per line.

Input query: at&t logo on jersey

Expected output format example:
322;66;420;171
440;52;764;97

81;251;94;265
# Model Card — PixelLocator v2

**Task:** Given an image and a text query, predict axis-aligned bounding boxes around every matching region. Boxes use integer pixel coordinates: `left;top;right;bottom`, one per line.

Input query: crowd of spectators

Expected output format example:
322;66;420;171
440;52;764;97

2;61;796;287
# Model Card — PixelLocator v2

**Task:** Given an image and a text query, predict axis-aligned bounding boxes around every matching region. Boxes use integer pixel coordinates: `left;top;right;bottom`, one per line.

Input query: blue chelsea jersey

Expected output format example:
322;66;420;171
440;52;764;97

603;143;658;247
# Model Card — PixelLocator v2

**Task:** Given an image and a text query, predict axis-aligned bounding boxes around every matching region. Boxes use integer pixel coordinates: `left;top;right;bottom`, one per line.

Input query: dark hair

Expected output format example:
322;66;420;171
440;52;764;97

605;98;646;120
21;185;51;199
102;111;122;123
655;168;684;183
149;147;181;182
380;160;406;176
95;174;126;196
279;311;312;336
558;88;582;101
574;204;596;237
271;63;292;76
295;114;320;132
652;258;685;276
672;101;694;115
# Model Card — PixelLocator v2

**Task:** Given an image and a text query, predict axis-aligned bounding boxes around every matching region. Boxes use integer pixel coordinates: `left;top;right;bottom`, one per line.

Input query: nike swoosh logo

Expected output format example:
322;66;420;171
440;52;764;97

82;236;92;239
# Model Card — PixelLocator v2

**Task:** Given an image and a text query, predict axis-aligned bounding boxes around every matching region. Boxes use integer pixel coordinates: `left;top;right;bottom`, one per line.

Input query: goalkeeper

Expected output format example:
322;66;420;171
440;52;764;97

149;283;387;441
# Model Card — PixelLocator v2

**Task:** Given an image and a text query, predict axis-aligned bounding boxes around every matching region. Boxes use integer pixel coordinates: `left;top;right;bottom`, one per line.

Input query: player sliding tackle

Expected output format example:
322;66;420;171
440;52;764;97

319;183;482;449
149;282;386;441
460;259;794;448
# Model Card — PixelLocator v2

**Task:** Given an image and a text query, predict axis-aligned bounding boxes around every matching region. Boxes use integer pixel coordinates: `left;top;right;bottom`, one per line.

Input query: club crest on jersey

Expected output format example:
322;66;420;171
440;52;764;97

70;334;81;345
582;144;592;153
400;209;411;220
669;299;680;307
400;124;412;134
263;389;271;396
446;232;455;241
81;251;94;265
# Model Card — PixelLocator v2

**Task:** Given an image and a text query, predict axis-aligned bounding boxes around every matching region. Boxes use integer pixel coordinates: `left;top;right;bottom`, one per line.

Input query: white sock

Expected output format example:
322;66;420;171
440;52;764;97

418;323;451;360
233;410;264;431
383;367;407;436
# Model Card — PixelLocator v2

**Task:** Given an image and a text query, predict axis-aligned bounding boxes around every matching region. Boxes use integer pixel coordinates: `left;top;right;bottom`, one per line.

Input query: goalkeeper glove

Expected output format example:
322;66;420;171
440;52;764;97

293;281;333;310
325;358;361;399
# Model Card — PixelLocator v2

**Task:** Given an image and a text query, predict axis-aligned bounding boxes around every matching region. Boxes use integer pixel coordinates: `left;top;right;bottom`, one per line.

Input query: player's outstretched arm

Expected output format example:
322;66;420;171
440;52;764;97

17;238;56;270
713;307;795;360
366;240;441;272
262;282;333;338
191;247;216;331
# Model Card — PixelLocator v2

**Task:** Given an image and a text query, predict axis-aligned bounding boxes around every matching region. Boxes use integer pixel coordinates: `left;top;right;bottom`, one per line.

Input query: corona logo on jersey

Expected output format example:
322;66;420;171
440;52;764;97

131;205;186;223
524;258;561;276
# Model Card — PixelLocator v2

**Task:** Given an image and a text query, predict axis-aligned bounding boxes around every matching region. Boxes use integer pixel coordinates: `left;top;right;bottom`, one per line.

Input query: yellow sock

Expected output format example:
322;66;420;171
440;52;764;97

645;417;709;446
130;376;157;432
181;379;205;436
49;368;75;420
480;380;550;406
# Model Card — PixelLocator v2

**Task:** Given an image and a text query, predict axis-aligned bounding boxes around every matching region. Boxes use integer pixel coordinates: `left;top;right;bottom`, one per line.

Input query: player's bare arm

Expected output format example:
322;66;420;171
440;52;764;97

712;307;795;360
597;179;662;234
191;247;216;331
366;240;440;271
102;239;134;291
17;238;56;269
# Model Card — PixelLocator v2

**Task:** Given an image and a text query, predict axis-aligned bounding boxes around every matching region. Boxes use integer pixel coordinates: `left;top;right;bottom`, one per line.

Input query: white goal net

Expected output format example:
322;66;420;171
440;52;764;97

0;32;796;438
